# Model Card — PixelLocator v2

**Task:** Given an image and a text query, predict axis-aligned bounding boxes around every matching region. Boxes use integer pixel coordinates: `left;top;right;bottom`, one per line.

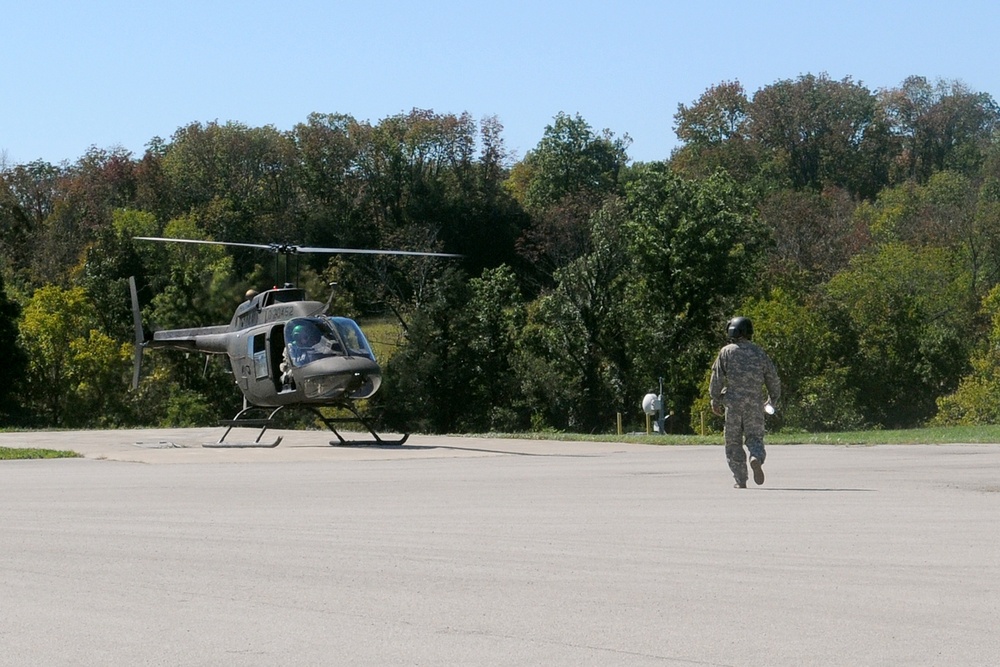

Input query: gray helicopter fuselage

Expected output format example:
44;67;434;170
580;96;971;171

140;286;382;408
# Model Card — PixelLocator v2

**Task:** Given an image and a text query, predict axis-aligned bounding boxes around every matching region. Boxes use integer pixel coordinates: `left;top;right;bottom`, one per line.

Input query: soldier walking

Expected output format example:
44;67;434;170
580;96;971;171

709;317;781;488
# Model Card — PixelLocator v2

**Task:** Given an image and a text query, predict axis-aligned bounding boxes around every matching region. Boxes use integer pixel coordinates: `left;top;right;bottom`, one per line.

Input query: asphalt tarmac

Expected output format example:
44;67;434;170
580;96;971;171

2;428;998;666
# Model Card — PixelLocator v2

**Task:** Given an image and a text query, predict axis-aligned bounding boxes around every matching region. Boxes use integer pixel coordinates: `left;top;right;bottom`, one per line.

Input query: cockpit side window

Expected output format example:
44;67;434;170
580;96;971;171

250;333;268;379
263;288;306;306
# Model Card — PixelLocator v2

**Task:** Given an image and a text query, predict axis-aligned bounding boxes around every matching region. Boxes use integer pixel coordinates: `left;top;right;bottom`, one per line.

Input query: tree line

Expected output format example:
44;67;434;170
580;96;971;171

3;73;1000;434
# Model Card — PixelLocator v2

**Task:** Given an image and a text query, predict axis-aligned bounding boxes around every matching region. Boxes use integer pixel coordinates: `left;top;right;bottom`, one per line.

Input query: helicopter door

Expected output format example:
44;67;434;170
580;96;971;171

248;329;286;393
267;324;286;391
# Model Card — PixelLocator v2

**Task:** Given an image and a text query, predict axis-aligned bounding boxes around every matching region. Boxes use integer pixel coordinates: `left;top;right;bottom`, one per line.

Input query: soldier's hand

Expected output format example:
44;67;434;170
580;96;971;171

711;404;723;417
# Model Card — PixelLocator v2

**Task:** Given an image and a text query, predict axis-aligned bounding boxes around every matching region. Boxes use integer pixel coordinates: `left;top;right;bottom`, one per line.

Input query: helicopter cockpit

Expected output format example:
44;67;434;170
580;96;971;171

284;316;375;368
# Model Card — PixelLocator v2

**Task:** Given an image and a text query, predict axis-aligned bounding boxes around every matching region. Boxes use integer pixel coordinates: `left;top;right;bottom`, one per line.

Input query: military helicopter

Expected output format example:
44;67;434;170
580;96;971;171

129;237;460;447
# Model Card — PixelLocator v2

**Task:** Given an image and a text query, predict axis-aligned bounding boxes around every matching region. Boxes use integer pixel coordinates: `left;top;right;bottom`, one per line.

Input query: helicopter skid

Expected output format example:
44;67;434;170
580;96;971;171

210;407;287;448
208;404;409;448
204;437;282;449
311;406;410;447
328;432;410;447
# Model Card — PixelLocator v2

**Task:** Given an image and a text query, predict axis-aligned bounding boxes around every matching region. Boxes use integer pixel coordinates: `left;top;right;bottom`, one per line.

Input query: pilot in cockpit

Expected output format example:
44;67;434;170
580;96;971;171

288;321;325;366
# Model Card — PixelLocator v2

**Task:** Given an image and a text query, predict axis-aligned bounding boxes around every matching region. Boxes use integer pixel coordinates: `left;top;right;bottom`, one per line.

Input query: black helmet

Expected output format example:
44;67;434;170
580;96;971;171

727;316;753;341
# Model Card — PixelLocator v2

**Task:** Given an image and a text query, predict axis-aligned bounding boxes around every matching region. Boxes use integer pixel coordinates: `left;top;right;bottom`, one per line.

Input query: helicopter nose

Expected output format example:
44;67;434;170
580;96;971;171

300;358;381;400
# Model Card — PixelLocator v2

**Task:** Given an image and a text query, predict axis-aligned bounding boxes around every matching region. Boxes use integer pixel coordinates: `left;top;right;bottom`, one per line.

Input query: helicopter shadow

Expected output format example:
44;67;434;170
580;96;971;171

288;442;594;457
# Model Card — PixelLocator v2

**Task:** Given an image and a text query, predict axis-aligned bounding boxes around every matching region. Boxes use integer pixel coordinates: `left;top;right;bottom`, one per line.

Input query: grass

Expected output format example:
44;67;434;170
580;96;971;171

0;427;83;460
0;446;80;460
359;316;406;364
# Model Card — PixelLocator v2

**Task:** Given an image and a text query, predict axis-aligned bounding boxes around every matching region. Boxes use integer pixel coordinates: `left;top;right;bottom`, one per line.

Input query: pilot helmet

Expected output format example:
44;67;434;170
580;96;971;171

291;322;319;345
726;316;753;341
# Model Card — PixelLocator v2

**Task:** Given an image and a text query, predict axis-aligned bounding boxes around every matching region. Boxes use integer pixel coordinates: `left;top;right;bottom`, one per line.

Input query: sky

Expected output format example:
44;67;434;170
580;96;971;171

3;0;1000;167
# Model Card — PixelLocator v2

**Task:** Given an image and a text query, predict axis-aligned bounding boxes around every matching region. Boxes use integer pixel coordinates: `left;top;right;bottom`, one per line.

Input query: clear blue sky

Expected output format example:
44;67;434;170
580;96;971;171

3;0;999;166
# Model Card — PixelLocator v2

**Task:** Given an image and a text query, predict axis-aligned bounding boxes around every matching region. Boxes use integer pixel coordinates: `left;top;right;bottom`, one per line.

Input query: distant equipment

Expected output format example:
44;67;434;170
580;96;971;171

641;377;669;434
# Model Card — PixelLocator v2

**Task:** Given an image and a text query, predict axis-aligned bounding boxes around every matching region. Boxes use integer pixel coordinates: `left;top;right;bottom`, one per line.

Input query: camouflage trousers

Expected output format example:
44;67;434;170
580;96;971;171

724;407;766;484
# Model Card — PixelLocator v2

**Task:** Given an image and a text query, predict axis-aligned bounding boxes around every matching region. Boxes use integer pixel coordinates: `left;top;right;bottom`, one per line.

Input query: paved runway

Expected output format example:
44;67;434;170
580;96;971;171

2;428;999;666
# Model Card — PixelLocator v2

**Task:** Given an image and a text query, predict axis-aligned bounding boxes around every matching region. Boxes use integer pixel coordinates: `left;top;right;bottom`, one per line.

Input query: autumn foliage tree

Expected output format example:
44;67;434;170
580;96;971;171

5;73;1000;433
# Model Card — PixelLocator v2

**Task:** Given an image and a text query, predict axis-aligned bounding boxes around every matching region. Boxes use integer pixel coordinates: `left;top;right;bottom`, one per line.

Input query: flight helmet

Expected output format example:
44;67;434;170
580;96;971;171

727;316;753;341
291;322;320;346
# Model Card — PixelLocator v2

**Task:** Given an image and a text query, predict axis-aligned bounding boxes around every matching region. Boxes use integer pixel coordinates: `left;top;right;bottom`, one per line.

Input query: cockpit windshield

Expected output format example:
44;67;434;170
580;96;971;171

327;317;375;361
283;316;375;367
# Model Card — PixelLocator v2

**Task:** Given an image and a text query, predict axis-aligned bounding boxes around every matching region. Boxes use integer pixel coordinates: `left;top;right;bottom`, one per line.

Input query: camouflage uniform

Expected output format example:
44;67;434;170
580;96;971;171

709;339;781;486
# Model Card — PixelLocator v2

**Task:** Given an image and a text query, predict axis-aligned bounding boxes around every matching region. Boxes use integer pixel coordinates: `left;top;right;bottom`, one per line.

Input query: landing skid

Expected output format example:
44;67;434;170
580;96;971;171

207;405;284;448
309;404;410;447
206;403;408;448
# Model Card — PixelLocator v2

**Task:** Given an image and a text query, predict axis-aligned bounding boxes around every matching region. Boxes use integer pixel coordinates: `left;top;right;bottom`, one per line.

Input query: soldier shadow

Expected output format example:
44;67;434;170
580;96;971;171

756;487;876;492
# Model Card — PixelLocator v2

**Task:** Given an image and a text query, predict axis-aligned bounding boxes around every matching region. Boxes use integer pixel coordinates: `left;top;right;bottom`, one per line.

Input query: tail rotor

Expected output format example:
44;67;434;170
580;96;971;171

128;276;146;390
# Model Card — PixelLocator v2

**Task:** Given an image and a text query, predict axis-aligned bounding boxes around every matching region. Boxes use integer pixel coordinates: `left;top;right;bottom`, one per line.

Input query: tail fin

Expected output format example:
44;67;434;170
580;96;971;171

128;276;146;389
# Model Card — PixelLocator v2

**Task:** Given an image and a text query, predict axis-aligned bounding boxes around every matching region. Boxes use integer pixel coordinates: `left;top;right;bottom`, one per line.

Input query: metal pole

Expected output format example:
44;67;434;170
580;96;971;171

656;377;665;434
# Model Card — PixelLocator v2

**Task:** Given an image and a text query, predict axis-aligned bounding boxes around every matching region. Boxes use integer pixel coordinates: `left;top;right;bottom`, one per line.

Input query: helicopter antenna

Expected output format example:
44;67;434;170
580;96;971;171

323;282;338;314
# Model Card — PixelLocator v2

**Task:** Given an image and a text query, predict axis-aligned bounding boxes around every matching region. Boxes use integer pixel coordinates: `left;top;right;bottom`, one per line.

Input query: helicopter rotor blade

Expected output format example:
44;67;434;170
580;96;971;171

295;246;463;258
133;237;274;251
134;237;462;258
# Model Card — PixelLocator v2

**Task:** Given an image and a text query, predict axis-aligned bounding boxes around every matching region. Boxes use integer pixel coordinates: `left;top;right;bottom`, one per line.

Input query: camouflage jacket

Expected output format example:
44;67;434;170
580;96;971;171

709;340;781;411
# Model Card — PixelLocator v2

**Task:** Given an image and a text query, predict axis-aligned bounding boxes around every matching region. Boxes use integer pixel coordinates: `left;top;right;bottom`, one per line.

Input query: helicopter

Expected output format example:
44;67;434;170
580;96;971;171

129;237;461;447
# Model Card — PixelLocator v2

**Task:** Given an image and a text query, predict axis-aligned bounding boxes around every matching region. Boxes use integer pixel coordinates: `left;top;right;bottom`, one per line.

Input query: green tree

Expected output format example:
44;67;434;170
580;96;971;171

18;285;129;427
64;147;138;231
378;265;529;434
293;112;361;211
880;76;1000;183
129;218;244;425
749;73;891;199
444;115;527;278
514;289;590;430
513;113;631;283
672;80;762;183
292;112;372;262
758;186;865;289
133;137;172;220
378;268;475;433
740;288;863;431
520;112;630;212
934;284;1000;424
824;243;975;427
333;110;486;323
0;273;28;425
160;121;301;244
74;210;150;342
626;164;766;430
464;265;528;431
513;199;635;432
23;148;142;287
1;160;61;276
857;171;1000;301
